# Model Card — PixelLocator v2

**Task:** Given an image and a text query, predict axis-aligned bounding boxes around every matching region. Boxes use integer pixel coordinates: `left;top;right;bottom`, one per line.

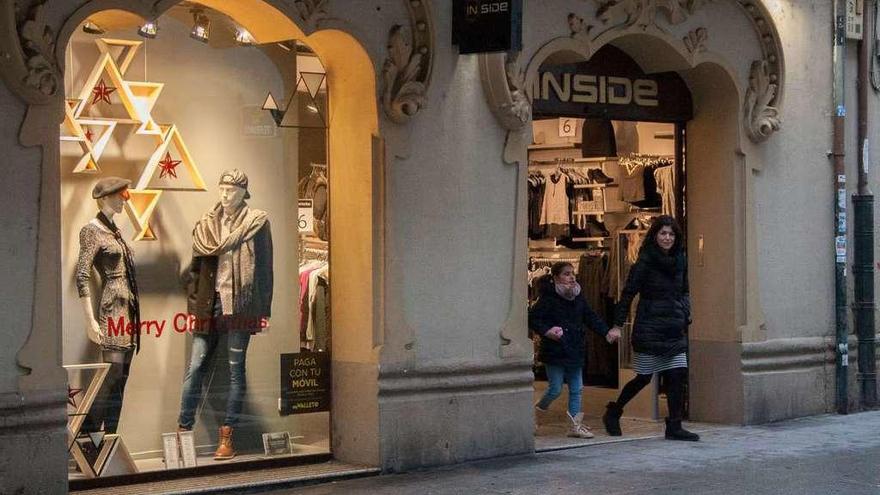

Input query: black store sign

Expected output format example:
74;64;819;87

452;0;522;54
280;352;331;415
532;46;693;122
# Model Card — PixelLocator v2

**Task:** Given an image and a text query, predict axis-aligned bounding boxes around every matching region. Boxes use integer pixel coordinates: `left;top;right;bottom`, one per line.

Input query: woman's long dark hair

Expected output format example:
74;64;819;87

639;215;684;257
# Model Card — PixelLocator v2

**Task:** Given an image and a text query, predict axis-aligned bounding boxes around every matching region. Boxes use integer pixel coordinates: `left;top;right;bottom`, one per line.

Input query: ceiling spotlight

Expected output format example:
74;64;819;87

306;103;319;114
82;20;105;35
190;10;211;43
138;19;158;39
234;28;254;46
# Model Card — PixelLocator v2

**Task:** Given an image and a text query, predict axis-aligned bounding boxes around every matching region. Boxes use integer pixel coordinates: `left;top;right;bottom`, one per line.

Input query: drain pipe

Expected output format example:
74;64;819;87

832;0;849;415
854;0;878;409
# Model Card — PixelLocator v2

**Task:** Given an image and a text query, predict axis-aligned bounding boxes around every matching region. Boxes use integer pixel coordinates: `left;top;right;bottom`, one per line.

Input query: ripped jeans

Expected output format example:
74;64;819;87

178;296;252;429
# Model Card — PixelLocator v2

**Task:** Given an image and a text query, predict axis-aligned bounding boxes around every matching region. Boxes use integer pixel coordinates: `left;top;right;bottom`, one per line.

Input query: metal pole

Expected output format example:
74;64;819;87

832;0;849;414
854;0;877;409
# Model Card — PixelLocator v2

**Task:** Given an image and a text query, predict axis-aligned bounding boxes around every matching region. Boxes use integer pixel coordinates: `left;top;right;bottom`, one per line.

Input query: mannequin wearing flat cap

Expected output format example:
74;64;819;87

177;169;273;460
74;176;140;435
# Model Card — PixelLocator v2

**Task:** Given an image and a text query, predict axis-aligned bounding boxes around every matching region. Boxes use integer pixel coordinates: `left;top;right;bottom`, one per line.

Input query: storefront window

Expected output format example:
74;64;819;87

61;5;331;483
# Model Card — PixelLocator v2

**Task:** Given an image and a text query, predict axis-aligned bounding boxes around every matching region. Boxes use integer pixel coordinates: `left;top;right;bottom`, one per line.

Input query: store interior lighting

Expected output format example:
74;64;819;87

82;20;105;35
138;20;159;39
234;28;254;46
189;9;211;43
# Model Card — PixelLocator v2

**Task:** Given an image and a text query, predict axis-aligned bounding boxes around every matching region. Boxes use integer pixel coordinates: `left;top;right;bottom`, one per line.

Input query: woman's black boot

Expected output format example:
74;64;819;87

603;401;623;436
664;419;699;441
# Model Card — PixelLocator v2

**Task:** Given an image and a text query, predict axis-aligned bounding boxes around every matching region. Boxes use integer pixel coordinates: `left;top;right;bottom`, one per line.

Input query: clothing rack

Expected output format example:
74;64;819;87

310;162;327;169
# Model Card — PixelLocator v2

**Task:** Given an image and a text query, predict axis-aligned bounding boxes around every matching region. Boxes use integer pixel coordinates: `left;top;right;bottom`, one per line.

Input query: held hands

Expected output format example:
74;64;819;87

544;326;564;341
606;326;622;344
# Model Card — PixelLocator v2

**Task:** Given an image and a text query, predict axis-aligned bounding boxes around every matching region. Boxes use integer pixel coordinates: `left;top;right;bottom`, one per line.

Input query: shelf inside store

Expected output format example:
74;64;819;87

527;142;579;150
571;237;610;242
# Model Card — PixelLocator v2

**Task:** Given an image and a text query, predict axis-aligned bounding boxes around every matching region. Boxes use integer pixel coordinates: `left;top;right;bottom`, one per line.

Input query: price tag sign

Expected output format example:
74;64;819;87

558;117;576;138
298;199;314;234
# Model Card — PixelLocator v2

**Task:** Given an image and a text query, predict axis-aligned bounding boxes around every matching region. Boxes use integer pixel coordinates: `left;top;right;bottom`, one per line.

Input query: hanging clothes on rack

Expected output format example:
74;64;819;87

528;170;547;239
539;171;570;238
618;154;670;208
654;165;676;217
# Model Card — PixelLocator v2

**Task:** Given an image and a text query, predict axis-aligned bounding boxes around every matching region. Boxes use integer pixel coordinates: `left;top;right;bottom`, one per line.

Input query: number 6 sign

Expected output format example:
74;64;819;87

558;117;576;138
298;199;315;234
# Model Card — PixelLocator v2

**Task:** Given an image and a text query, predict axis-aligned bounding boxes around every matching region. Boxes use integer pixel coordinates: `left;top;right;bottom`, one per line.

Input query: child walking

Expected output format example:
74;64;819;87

529;261;620;438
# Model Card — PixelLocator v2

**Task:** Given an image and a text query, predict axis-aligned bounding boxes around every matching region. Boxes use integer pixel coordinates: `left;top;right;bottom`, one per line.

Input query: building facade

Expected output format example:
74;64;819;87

0;0;877;493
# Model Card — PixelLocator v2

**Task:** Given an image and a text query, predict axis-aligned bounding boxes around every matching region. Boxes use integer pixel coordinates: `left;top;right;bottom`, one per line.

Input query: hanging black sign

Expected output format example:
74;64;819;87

280;352;331;415
532;46;693;122
452;0;522;54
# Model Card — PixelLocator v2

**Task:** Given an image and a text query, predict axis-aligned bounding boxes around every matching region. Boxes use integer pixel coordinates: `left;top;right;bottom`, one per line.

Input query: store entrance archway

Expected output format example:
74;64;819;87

47;0;381;486
524;33;744;440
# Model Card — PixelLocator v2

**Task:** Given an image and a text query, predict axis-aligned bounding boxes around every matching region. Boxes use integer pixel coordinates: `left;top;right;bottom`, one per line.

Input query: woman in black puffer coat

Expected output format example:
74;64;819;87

529;261;618;438
602;215;699;441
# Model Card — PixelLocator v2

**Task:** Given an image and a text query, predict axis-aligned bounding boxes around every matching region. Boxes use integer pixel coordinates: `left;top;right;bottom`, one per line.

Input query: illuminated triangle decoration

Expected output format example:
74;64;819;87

262;72;327;129
63;38;207;241
124;190;162;241
136;125;207;192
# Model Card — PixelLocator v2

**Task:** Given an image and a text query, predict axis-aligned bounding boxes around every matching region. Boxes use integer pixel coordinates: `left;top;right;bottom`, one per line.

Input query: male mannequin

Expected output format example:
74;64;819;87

177;169;273;460
75;177;140;436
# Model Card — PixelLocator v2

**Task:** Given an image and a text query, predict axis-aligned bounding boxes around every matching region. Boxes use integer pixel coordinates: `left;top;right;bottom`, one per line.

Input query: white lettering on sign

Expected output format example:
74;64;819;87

537;72;659;107
467;1;509;16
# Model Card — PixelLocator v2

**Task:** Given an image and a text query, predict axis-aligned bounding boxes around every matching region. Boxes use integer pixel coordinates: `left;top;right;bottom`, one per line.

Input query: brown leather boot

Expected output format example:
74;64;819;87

213;426;235;460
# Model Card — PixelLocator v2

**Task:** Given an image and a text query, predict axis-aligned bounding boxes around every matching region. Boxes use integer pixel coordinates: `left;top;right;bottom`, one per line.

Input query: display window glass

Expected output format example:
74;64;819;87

60;5;331;484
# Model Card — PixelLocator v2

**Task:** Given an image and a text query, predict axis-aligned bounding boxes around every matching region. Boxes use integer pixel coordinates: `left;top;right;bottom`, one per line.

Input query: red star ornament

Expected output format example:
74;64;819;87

91;79;116;105
158;152;181;179
67;386;82;408
84;128;94;142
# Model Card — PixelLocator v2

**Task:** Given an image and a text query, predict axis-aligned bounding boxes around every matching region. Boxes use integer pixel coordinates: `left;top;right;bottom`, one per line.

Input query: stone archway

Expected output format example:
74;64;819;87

3;0;384;470
481;0;785;424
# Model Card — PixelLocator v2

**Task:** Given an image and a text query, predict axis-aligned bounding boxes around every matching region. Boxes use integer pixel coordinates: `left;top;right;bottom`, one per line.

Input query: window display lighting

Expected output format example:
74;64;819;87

82;20;105;35
190;10;211;43
138;20;158;39
234;28;254;46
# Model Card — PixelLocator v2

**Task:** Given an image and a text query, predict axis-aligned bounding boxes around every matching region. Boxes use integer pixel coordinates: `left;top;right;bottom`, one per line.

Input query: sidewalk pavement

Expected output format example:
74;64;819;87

264;410;880;495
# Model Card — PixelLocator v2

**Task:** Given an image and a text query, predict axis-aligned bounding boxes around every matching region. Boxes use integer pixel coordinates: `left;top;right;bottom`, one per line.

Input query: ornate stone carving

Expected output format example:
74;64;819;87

568;12;593;45
595;0;712;29
684;27;708;53
735;1;784;107
493;51;531;131
381;0;434;124
0;1;61;104
382;25;427;124
293;0;328;29
743;59;781;143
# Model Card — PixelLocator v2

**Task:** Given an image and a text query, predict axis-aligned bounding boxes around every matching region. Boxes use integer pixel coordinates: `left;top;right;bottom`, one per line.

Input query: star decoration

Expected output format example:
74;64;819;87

68;386;82;408
158;152;181;179
91;79;116;105
84;128;94;142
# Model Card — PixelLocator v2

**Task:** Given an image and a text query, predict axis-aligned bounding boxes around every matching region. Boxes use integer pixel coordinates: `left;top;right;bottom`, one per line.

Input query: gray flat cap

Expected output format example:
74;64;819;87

92;177;131;199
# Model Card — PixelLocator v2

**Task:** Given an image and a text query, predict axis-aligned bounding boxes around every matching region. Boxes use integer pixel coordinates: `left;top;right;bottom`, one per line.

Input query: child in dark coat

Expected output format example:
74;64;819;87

529;261;620;438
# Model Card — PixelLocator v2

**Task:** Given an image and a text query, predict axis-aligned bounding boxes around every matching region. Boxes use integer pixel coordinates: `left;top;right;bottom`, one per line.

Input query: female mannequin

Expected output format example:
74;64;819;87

74;177;140;435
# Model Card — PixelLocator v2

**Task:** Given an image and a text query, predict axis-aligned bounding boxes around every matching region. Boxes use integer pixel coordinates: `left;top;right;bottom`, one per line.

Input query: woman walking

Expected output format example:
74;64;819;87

530;261;620;438
602;215;699;441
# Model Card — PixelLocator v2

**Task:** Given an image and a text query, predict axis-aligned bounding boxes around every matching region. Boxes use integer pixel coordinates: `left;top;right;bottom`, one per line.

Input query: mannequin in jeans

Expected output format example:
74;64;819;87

75;177;140;439
177;169;273;460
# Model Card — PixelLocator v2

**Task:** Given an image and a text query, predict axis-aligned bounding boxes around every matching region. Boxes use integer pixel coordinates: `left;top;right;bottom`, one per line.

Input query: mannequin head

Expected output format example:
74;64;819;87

218;184;247;212
92;177;131;218
97;188;129;216
218;169;250;213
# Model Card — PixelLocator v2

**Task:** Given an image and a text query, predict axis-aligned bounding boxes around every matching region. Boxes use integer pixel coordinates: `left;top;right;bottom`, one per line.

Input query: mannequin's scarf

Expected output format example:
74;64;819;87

192;203;268;313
